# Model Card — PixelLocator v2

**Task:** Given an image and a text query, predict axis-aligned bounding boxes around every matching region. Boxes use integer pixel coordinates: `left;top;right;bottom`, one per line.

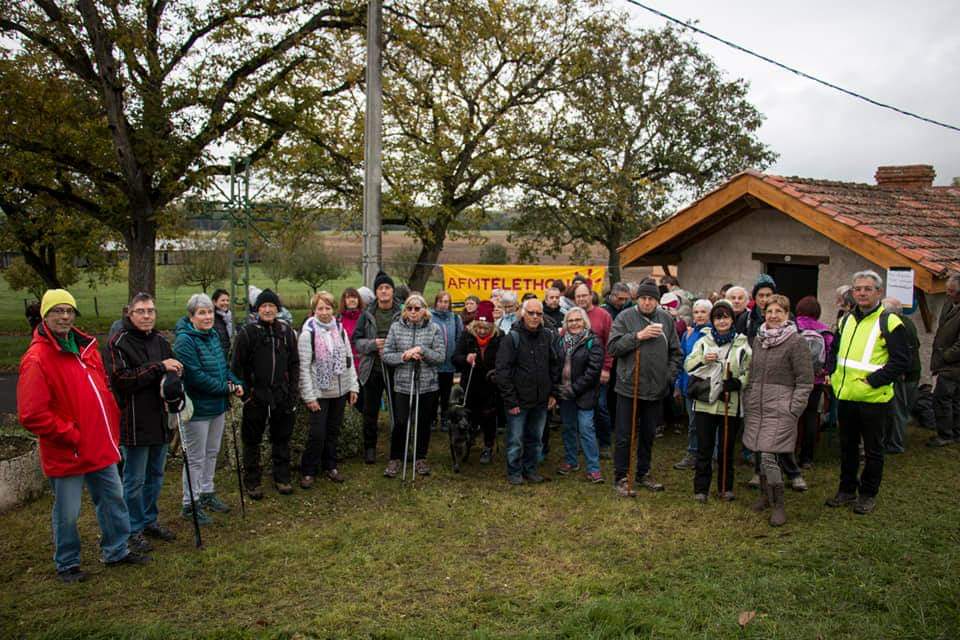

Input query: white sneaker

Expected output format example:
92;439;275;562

791;475;808;492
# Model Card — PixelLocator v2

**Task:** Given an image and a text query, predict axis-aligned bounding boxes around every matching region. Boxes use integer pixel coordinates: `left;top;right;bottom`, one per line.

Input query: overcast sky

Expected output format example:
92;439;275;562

616;0;960;185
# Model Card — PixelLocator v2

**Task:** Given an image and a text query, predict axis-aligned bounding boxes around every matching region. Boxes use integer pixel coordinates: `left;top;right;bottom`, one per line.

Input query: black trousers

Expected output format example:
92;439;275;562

300;395;348;475
933;375;960;440
241;402;294;486
437;372;454;423
693;412;740;494
361;364;397;450
798;384;824;464
391;391;438;460
837;400;888;497
614;394;661;482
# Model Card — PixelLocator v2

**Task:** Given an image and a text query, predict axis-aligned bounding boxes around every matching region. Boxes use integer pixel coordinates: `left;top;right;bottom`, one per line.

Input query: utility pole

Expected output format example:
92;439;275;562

361;0;383;288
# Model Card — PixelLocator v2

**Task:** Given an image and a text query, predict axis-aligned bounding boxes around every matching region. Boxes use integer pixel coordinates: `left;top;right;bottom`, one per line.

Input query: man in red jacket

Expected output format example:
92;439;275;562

18;289;151;584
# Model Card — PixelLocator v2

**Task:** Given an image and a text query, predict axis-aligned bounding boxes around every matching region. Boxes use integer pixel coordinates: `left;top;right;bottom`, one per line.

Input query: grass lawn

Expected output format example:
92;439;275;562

0;421;957;639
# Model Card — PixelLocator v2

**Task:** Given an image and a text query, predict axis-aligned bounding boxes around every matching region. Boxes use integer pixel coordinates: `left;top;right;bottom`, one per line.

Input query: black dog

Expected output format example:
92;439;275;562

447;386;476;473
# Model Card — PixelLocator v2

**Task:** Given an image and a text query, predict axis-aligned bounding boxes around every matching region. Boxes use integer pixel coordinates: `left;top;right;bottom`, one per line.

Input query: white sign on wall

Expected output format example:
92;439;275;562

886;268;915;308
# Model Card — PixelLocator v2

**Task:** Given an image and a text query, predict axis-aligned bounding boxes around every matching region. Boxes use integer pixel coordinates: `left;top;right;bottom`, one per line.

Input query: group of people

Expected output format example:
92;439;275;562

16;265;960;583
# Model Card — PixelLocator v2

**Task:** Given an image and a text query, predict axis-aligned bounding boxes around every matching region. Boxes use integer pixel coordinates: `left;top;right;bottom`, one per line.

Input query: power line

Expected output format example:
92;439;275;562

622;0;960;134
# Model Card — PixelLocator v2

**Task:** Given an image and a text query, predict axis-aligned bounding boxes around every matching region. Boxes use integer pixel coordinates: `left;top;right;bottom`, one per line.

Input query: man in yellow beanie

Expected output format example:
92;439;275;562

18;289;151;583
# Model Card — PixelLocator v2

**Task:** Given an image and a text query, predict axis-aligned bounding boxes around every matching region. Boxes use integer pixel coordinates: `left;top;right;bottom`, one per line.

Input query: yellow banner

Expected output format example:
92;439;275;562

442;264;607;304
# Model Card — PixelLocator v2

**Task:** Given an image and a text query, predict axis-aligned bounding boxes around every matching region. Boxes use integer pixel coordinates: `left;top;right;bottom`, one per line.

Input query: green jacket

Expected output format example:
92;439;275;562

173;316;242;419
684;330;752;417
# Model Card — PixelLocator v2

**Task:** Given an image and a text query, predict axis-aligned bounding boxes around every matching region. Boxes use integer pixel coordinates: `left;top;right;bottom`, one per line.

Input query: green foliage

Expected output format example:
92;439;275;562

162;237;231;294
479;243;509;265
288;243;347;294
2;257;77;300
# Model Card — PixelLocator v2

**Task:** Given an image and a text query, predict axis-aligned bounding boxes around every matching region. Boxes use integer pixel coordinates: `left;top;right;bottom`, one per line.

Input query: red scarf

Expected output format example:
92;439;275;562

476;333;492;357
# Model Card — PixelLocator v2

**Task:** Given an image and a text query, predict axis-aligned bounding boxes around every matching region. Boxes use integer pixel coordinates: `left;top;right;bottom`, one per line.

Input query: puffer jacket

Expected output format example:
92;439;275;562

607;306;682;401
382;316;446;394
231;318;300;411
430;309;463;374
174;316;241;420
18;324;122;478
741;326;814;453
352;302;402;384
107;316;174;446
452;329;502;417
298;317;359;401
931;300;960;380
684;329;752;417
556;330;604;409
677;323;709;397
495;321;561;410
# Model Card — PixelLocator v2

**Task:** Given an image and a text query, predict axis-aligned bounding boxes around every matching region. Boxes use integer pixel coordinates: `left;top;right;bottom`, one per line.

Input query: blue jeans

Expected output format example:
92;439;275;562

559;399;600;473
505;406;548;478
121;444;169;535
595;383;611;448
50;464;130;572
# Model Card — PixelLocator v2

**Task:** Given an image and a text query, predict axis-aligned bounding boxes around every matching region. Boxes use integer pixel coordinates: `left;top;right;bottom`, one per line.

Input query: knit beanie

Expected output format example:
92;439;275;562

40;289;78;318
710;299;735;322
475;300;495;323
373;271;395;291
636;282;660;300
254;288;281;311
659;292;680;309
752;273;777;299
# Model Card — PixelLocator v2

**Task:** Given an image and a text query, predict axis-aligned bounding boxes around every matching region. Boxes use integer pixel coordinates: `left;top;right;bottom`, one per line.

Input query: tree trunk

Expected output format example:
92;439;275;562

605;226;623;285
408;240;443;294
124;218;157;299
20;244;63;290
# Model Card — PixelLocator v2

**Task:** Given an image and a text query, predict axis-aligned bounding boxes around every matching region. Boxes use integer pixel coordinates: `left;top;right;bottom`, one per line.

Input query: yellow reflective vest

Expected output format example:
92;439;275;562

832;305;903;403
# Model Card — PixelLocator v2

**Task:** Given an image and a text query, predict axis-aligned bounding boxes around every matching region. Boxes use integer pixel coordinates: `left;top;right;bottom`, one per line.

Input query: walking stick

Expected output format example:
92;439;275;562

627;347;642;496
381;359;397;437
721;363;731;498
175;413;203;549
462;361;476;406
411;361;422;483
402;372;416;482
228;403;246;518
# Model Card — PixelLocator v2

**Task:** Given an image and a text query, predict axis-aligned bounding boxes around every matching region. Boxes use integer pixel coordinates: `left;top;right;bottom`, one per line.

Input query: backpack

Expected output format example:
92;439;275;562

304;320;352;369
801;328;827;376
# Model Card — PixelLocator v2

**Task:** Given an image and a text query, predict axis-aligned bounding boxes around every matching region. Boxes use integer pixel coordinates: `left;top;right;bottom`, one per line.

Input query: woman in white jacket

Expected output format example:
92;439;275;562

298;291;359;488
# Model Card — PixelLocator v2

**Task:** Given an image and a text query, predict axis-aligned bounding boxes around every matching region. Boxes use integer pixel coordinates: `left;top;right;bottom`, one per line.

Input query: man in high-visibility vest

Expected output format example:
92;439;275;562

826;270;910;515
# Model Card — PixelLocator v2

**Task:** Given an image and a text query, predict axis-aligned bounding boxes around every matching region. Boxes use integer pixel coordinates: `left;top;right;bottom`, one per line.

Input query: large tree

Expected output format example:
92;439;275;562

511;20;776;282
0;0;363;298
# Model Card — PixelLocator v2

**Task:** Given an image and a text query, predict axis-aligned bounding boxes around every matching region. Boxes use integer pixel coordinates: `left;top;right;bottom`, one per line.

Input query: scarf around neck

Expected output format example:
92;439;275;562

757;321;797;349
711;327;736;346
216;308;234;338
307;316;346;390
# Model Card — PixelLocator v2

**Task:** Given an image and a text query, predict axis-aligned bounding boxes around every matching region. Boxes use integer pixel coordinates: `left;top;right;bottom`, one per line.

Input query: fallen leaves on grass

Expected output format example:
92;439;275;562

738;610;756;628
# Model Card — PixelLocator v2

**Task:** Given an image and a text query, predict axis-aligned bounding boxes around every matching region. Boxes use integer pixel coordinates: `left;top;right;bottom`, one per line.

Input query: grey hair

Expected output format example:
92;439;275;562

692;298;714;312
610;282;630;296
520;297;543;315
881;297;903;314
500;291;518;305
563;306;591;332
725;286;749;299
835;284;851;297
853;270;884;289
186;293;214;316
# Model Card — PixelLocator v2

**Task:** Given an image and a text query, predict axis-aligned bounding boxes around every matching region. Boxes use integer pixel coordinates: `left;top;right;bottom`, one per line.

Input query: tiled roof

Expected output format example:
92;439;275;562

759;172;960;276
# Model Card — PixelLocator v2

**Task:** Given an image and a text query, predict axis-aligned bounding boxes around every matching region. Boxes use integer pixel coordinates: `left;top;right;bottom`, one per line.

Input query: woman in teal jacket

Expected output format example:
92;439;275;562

173;293;243;525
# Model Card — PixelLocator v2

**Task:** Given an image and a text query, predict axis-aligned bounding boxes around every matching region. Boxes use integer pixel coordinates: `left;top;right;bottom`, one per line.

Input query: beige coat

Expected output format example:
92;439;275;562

742;329;813;453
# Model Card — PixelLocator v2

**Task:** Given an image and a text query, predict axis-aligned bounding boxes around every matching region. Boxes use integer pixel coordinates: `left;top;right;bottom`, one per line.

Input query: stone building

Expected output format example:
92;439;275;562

618;165;960;382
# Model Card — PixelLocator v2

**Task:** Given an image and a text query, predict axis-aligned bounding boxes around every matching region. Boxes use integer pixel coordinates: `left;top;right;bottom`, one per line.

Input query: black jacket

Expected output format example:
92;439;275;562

495;322;560;411
932;300;960;380
106;316;174;447
543;305;564;329
556;332;603;409
231;319;300;411
452;331;502;417
213;311;232;363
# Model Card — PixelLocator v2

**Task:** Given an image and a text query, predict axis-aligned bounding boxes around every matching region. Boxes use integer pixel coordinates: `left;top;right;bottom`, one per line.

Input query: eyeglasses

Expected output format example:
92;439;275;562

567;318;583;322
131;308;157;316
525;311;543;316
407;306;423;311
47;307;76;317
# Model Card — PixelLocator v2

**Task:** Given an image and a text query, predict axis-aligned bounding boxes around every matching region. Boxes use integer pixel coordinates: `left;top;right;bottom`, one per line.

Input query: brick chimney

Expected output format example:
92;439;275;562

875;164;935;189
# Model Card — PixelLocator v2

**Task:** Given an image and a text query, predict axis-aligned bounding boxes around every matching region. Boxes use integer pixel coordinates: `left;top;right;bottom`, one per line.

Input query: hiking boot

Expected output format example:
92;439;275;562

247;485;264;501
585;471;604;484
274;482;294;495
106;550;151;567
415;460;431;477
673;454;696;470
638;475;664;492
507;475;524;486
384;459;401;478
524;473;547;484
181;504;213;525
825;491;857;508
694;492;708;504
327;469;345;483
479;447;493;465
926;436;955;448
300;475;315;490
615;478;636;498
751;475;769;512
364;448;377;464
57;566;88;584
599;446;612;460
790;475;808;492
853;495;877;515
128;532;153;554
200;492;231;513
720;491;736;502
768;483;786;527
556;462;580;476
748;473;761;489
142;523;176;542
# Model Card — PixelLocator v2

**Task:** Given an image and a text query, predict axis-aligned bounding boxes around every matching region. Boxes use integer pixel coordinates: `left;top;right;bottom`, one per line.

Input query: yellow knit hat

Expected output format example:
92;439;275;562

40;289;78;318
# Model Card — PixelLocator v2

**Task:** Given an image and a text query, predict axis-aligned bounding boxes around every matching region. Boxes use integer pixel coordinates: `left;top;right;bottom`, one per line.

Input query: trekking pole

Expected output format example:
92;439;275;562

411;360;422;483
228;402;246;518
402;364;416;481
627;347;641;496
721;363;731;498
462;361;476;406
175;413;203;549
381;359;397;439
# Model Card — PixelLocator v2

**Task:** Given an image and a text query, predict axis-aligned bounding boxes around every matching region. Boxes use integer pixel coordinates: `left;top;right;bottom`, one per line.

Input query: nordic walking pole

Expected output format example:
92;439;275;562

411;360;422;483
381;359;397;436
721;363;731;498
462;361;476;406
627;346;642;496
176;412;203;549
402;380;415;481
228;401;246;518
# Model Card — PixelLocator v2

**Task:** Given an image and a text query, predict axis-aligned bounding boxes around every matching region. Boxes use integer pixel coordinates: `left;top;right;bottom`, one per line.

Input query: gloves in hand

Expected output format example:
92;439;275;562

722;378;742;392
